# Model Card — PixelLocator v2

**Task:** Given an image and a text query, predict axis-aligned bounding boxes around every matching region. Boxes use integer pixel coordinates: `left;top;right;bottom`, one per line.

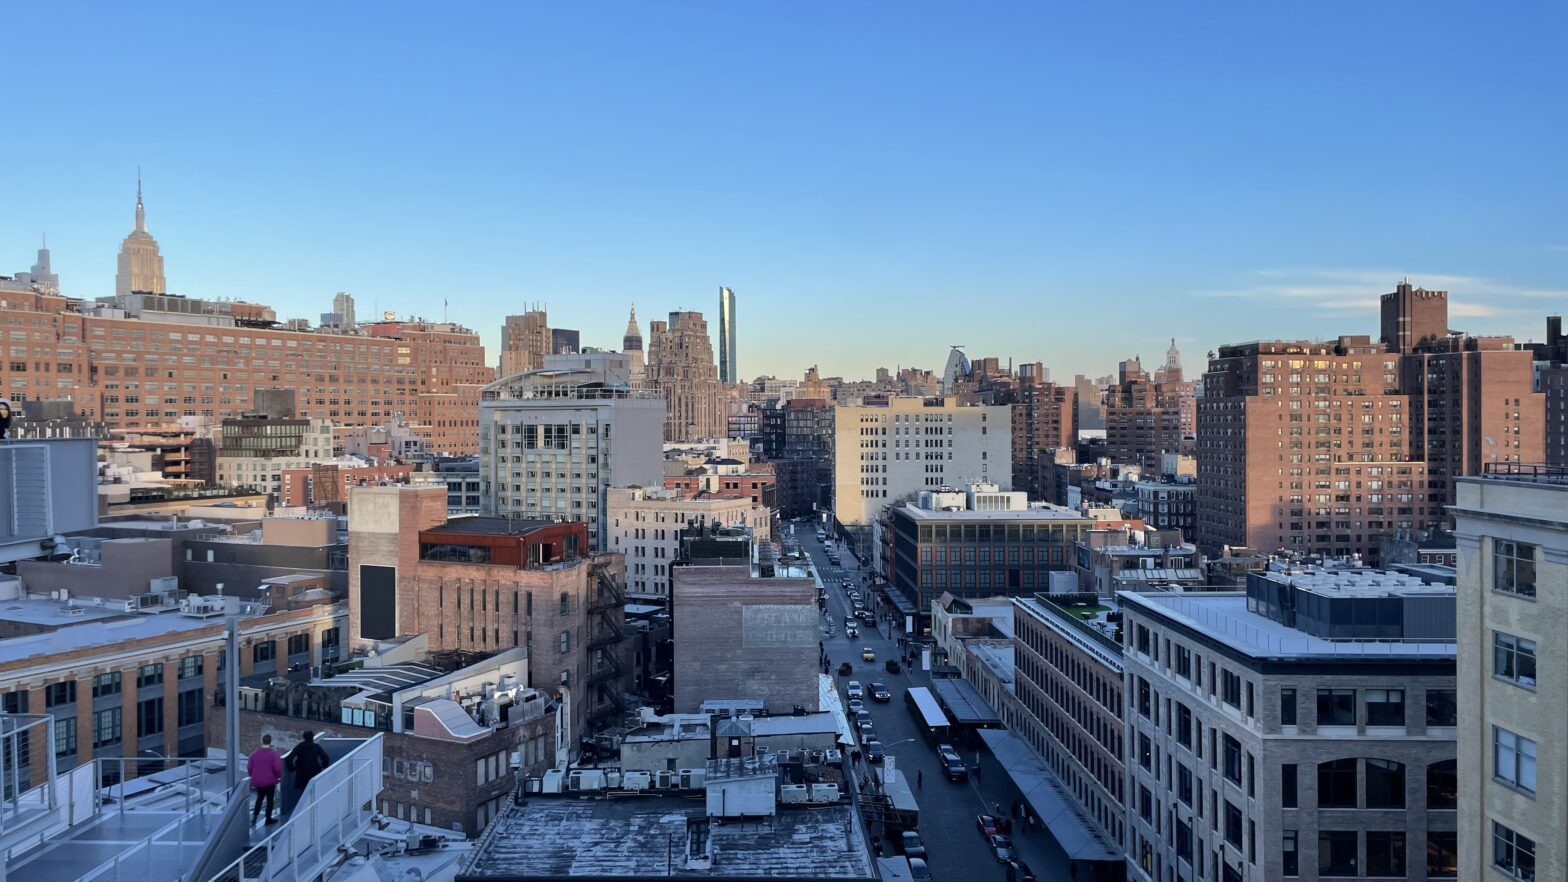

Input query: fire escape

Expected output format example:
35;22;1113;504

586;558;627;727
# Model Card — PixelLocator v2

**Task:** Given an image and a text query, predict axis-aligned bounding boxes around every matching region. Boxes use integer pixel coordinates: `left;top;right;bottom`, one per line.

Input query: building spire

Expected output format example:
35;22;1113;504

134;168;147;234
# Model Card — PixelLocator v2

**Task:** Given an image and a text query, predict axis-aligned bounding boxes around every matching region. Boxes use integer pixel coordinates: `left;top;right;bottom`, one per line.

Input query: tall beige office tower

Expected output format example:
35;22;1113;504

499;309;551;377
646;310;722;442
114;175;167;296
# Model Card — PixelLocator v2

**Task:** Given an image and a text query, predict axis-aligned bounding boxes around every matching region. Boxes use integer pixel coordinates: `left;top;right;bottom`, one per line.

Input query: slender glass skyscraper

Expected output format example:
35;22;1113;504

718;286;737;384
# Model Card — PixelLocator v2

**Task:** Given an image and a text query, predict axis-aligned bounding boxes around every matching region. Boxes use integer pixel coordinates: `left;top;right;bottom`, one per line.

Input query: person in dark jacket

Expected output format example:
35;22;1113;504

286;730;331;793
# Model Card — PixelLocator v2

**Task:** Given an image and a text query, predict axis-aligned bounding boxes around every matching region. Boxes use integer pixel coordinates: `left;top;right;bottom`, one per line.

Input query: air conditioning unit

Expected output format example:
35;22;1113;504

655;770;675;790
809;783;840;803
622;771;651;791
679;769;706;790
780;784;809;804
540;769;565;794
824;750;842;764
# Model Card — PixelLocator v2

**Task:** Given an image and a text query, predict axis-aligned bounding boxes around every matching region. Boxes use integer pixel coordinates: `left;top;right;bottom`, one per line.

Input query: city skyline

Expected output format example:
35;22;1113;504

4;3;1564;380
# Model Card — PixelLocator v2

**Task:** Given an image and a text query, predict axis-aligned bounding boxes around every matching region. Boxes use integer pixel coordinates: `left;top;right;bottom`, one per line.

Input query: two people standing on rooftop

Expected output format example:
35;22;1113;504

248;730;332;827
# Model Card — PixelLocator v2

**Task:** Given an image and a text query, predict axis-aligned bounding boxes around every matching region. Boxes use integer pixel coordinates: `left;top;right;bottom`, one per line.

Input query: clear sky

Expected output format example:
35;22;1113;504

4;3;1565;381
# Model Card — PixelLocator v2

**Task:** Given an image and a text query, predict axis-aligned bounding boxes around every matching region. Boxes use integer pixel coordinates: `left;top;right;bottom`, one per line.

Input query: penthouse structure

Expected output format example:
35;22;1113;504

1120;567;1458;882
0;287;491;453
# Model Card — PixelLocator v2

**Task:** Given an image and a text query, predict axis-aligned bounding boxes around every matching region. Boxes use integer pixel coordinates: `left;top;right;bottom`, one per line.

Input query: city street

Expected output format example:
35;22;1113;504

791;521;1072;882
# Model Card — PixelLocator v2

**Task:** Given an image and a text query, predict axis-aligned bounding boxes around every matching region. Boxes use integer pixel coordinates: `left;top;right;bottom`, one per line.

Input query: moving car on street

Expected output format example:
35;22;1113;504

987;834;1016;863
870;682;892;702
900;831;927;859
861;647;876;661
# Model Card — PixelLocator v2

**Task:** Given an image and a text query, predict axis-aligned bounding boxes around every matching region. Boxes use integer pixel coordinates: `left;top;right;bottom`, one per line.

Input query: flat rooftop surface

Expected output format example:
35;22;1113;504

1119;592;1457;659
0;611;222;665
0;596;128;626
461;797;875;879
898;504;1090;522
424;517;560;536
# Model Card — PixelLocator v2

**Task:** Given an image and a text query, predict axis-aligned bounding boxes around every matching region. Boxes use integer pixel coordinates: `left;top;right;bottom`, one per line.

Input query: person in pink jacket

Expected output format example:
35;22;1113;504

247;734;284;825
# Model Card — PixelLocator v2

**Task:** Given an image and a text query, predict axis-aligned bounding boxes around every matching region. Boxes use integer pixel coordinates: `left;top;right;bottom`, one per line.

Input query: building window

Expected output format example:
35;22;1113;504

253;642;275;664
1281;764;1297;808
1317;758;1357;808
54;719;76;757
560;631;571;653
287;634;311;656
1316;688;1355;726
1282;830;1299;877
1221;670;1242;708
1427;831;1458;878
1493;539;1536;597
178;656;204;680
1280;687;1297;726
1427;759;1457;809
1492;822;1536;880
1494;632;1537;688
1366;831;1406;877
93;708;122;749
1365;689;1404;727
1364;759;1405;808
560;592;571;616
139;697;164;737
1223;801;1242;848
92;673;122;699
1494;727;1537;795
1425;689;1457;727
1222;735;1242;785
1318;830;1358;877
45;682;76;708
137;664;164;689
177;690;204;727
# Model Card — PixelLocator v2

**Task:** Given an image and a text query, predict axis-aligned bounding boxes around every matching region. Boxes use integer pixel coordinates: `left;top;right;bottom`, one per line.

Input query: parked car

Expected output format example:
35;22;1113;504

900;831;927;859
988;834;1016;863
847;699;865;714
942;754;969;782
976;813;1003;838
846;681;863;700
848;590;860;601
1008;860;1038;882
858;721;877;743
870;682;892;702
908;858;932;881
861;647;877;661
938;744;962;763
865;741;885;763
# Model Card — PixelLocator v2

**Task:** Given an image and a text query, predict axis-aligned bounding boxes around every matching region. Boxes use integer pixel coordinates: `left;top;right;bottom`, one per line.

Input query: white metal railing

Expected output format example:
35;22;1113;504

205;735;383;882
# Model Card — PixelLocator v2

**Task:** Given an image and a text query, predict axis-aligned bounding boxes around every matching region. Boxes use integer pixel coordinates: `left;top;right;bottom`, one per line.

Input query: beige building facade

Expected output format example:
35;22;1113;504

606;487;771;600
1454;472;1568;882
831;396;1012;531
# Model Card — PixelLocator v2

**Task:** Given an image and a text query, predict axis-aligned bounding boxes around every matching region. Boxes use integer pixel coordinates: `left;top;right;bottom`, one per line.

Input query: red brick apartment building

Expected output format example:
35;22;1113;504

0;289;491;453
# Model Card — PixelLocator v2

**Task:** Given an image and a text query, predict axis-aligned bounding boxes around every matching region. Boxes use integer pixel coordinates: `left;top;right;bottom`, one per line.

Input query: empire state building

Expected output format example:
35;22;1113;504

115;177;167;295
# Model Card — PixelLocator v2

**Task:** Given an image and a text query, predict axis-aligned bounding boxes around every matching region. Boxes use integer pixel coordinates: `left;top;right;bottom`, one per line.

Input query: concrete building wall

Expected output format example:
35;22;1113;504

832;397;1012;533
16;538;173;599
672;566;818;714
1453;476;1568;882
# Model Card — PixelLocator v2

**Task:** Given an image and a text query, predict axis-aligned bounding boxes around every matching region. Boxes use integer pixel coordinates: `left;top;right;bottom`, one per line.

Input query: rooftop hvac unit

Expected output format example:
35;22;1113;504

622;771;652;791
808;783;840;803
655;770;675;790
540;769;565;794
679;769;705;790
780;785;809;804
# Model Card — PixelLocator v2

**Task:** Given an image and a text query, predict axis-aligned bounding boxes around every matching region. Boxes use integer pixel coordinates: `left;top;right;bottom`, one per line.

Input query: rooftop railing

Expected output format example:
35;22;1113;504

1479;463;1568;486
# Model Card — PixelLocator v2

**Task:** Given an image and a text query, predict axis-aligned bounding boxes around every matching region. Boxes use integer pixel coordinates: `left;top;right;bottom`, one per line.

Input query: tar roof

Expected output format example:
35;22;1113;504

423;517;562;536
459;797;875;880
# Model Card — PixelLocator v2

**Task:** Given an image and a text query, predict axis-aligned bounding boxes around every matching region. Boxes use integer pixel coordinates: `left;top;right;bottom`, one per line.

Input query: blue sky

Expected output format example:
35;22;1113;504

4;3;1565;381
